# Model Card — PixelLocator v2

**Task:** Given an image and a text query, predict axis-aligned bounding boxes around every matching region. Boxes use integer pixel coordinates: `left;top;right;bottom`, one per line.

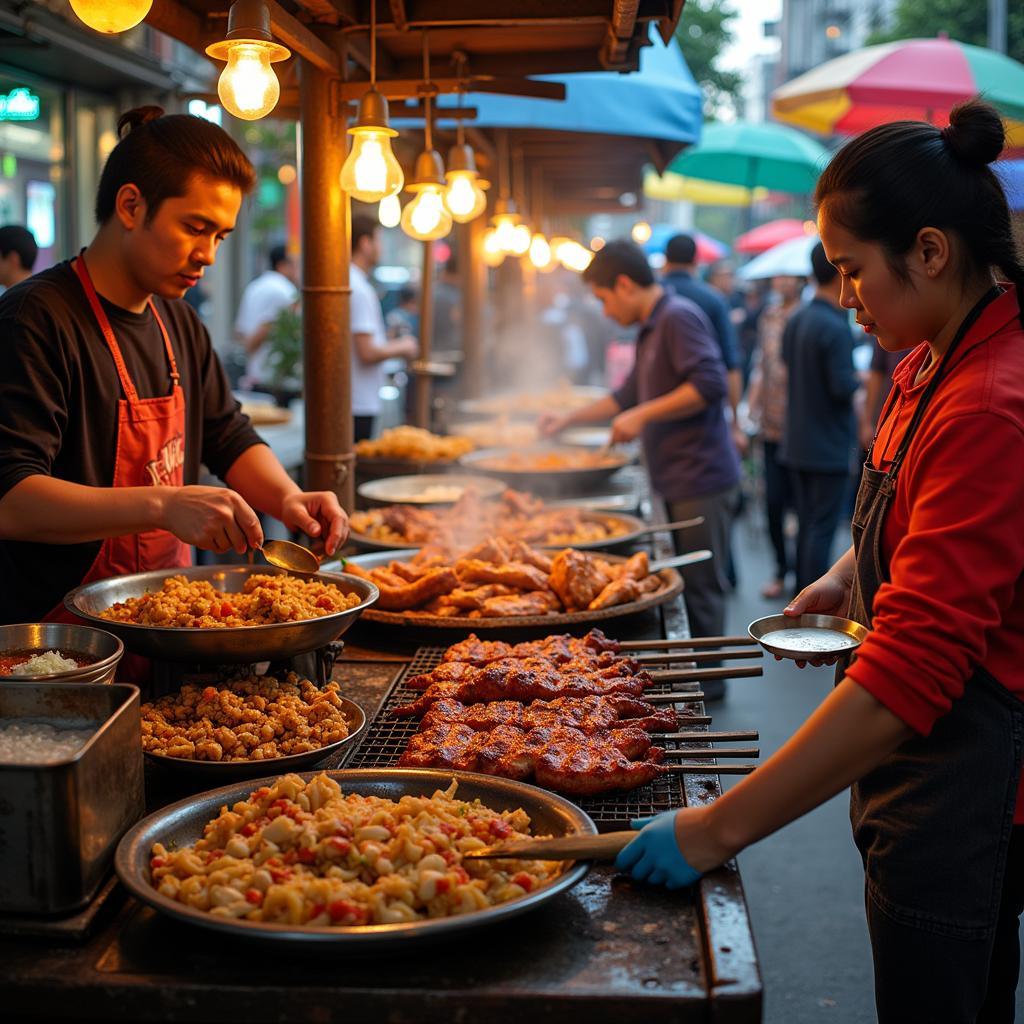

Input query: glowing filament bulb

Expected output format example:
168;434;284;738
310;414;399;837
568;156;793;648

510;223;531;256
378;194;401;228
217;44;280;121
529;232;553;270
401;187;453;241
444;171;487;223
341;130;404;203
483;228;505;267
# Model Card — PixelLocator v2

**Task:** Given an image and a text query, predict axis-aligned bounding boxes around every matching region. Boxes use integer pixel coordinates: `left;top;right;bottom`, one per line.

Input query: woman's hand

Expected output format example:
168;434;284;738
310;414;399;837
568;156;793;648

537;411;569;438
610;407;647;444
280;491;349;556
782;568;855;667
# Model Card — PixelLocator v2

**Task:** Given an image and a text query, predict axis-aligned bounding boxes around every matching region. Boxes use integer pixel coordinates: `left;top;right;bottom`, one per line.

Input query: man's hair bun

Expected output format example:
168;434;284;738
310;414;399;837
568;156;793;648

941;98;1005;167
116;106;165;139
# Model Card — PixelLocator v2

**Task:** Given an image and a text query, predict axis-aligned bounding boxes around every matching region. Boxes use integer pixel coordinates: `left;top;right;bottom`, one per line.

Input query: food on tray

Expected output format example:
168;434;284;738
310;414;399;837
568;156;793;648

442;629;619;666
399;722;668;795
417;694;680;736
344;538;662;619
474;448;622;474
350;488;631;549
0;649;98;675
0;720;96;763
415;484;467;503
355;425;473;463
393;657;653;716
449;419;538;448
140;674;351;762
148;772;562;925
100;573;361;628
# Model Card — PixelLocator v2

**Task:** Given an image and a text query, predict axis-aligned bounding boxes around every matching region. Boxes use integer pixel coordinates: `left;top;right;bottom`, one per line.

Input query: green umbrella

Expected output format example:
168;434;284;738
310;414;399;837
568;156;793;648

666;121;830;195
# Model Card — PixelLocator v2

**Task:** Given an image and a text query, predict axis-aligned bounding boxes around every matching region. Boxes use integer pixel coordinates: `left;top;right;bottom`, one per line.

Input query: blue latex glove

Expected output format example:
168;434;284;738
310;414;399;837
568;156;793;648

614;810;702;889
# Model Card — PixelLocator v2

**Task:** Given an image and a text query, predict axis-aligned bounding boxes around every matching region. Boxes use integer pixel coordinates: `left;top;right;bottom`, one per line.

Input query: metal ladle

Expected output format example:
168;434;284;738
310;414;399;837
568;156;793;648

259;539;321;573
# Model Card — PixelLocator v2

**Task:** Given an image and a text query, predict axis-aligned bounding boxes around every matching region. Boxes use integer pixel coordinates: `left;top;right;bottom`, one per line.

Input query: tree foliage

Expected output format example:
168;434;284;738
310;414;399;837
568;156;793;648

866;0;1024;65
675;0;745;120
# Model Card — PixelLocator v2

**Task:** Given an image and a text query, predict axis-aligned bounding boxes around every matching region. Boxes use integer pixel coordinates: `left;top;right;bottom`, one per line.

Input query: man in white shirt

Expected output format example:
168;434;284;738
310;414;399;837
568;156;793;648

350;214;418;441
235;244;299;390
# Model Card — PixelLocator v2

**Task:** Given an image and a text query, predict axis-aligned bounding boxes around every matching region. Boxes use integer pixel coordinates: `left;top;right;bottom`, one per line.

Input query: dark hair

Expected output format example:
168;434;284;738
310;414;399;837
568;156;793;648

815;99;1024;320
581;240;654;288
351;213;378;253
810;241;838;285
398;285;416;304
0;224;38;271
665;233;697;265
269;244;288;270
95;106;256;224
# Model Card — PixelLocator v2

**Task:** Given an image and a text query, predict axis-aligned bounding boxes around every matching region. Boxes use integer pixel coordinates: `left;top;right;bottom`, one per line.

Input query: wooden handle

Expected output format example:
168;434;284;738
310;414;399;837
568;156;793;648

618;636;759;651
651;665;763;682
668;764;756;775
661;746;759;759
463;830;637;861
636;649;763;665
643;691;704;703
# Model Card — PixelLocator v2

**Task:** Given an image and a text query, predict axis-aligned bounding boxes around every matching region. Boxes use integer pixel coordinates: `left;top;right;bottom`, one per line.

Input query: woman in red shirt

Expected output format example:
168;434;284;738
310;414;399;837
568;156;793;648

617;99;1024;1022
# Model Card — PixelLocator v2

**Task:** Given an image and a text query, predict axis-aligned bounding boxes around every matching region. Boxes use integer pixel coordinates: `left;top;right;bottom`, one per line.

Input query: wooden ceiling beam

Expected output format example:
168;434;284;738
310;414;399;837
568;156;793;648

145;0;220;57
338;75;565;101
388;0;409;31
323;0;361;24
265;1;340;74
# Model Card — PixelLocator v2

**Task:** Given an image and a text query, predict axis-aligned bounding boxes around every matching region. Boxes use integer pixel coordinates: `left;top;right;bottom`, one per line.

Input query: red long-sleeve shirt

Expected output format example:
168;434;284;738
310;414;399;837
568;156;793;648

845;286;1024;821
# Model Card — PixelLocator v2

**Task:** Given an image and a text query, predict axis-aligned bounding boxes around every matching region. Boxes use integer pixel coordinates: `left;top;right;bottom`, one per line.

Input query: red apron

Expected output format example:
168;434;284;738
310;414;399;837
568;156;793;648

44;255;191;632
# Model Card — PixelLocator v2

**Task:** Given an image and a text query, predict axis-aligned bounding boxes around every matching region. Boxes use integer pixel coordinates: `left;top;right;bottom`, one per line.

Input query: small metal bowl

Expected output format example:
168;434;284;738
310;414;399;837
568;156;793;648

748;613;869;661
0;623;124;684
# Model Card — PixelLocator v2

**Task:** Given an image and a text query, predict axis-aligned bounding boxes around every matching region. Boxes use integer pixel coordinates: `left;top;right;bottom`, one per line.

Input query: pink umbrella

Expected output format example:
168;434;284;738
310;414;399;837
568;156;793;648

735;219;815;255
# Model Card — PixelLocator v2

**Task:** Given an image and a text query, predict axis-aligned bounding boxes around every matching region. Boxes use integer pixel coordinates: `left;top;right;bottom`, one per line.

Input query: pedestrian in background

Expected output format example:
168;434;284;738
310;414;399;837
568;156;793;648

0;224;38;291
781;242;860;593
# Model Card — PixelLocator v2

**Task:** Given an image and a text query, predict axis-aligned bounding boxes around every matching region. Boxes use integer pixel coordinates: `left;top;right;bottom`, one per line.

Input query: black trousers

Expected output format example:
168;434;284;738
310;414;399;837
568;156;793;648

792;468;849;593
867;824;1024;1023
762;439;793;582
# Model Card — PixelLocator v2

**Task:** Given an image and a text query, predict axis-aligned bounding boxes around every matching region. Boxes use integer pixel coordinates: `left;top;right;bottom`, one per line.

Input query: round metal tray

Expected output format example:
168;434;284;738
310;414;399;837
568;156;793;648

347;510;646;553
457;385;609;421
0;622;124;684
356;473;506;507
336;550;683;631
748;613;868;660
459;446;631;496
115;768;594;946
143;696;366;780
65;566;379;664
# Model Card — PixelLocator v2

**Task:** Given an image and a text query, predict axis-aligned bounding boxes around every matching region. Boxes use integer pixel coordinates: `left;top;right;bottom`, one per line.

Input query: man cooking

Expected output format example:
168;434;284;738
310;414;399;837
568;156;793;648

0;107;349;625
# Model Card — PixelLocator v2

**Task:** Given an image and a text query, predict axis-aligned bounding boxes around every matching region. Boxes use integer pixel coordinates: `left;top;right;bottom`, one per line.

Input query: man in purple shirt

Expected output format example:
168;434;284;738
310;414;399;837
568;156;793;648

540;241;740;674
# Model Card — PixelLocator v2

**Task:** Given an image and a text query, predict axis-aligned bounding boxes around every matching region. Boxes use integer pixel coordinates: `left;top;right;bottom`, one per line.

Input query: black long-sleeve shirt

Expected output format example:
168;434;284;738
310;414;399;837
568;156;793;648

0;261;264;622
780;296;859;473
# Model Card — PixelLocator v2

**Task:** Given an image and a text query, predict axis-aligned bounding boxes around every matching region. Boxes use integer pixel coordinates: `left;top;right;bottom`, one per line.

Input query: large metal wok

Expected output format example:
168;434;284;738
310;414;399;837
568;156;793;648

65;565;379;663
116;768;594;947
459;445;632;496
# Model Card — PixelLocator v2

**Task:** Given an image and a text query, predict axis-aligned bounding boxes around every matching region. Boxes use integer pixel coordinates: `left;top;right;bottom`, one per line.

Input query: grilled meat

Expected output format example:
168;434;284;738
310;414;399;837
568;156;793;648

441;629;620;666
406;656;643;692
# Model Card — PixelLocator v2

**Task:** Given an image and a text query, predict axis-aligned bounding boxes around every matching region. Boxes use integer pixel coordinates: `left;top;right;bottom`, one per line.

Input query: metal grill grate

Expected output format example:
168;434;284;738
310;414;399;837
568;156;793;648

346;646;717;830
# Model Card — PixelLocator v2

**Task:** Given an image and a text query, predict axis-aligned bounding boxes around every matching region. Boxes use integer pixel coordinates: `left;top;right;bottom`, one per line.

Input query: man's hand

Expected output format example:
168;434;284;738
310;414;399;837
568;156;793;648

610;406;647;444
537;411;570;438
731;424;750;458
395;335;419;360
160;486;263;555
280;491;349;556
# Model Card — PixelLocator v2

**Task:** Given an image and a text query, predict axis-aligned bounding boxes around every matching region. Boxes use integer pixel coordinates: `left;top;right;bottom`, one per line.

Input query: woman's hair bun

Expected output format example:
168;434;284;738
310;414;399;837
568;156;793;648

941;98;1005;167
116;105;165;139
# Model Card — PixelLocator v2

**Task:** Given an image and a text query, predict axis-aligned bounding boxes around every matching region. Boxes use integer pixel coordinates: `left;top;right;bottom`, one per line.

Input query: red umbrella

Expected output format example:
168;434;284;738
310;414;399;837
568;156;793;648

734;219;815;255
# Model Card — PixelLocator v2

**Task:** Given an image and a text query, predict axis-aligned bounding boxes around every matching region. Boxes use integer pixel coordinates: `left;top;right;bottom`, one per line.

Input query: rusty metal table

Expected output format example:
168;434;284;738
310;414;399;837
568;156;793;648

0;516;762;1023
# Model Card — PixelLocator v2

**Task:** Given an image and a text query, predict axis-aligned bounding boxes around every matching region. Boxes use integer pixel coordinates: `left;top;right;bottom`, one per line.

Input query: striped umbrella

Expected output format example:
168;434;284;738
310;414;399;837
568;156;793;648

772;36;1024;155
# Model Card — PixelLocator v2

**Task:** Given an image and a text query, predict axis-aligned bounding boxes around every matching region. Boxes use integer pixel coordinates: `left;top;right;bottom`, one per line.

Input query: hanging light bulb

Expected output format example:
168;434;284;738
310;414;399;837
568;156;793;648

482;227;506;268
529;232;556;272
510;223;532;257
205;1;290;122
490;198;525;254
338;4;403;202
631;220;653;244
401;150;453;242
559;241;594;273
444;145;488;224
69;0;152;33
378;193;402;228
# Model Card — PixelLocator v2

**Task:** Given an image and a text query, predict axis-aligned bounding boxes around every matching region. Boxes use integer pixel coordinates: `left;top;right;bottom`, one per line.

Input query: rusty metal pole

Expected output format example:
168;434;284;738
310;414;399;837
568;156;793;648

299;59;354;511
413;239;435;427
460;216;485;399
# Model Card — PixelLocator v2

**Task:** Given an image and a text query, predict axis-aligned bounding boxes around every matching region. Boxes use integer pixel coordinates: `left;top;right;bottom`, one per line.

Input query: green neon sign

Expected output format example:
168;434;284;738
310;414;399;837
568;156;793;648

0;88;41;122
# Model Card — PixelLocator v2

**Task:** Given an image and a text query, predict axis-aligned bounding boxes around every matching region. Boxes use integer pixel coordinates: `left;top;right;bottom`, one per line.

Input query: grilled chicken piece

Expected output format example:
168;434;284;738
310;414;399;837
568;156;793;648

441;629;621;666
445;584;517;610
533;743;663;795
454;558;550;592
372;566;460;611
619;551;650;581
407;656;638;692
548;549;610;610
479;591;560;617
588;577;643;610
392;664;652;716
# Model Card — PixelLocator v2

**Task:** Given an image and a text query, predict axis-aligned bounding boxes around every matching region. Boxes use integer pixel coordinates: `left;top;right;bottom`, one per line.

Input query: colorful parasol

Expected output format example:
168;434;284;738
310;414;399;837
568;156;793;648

734;219;817;256
771;36;1024;155
642;225;729;263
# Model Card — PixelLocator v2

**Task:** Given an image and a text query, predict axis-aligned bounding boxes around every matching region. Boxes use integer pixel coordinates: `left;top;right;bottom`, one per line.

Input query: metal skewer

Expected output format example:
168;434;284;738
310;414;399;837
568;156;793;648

618;635;760;651
662;747;759;759
636;649;763;665
650;665;763;682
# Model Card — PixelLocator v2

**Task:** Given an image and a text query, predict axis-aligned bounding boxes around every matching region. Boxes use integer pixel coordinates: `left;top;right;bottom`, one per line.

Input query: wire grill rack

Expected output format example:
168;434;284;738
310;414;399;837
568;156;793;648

346;645;717;831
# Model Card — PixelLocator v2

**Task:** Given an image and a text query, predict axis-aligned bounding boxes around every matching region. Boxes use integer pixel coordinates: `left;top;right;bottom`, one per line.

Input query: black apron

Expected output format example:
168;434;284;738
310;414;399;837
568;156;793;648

846;288;1024;941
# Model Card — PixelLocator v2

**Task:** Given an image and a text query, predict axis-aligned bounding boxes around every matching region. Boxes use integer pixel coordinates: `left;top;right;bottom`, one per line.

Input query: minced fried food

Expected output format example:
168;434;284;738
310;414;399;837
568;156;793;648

141;674;350;762
148;773;561;925
100;573;361;628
